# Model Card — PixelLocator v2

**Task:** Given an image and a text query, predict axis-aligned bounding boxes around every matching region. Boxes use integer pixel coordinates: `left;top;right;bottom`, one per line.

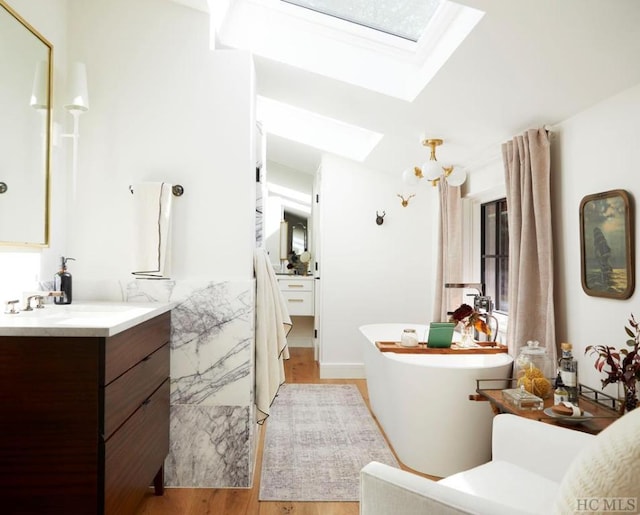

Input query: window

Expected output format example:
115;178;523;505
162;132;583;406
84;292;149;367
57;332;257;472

281;0;442;42
481;198;509;312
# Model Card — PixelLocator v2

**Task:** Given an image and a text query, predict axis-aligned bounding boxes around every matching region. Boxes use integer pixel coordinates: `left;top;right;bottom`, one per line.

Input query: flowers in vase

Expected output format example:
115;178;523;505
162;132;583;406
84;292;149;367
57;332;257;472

449;303;491;337
585;313;640;412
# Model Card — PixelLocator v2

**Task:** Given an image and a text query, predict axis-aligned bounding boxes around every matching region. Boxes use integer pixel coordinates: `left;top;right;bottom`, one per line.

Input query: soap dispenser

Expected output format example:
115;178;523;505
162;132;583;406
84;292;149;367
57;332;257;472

54;256;75;305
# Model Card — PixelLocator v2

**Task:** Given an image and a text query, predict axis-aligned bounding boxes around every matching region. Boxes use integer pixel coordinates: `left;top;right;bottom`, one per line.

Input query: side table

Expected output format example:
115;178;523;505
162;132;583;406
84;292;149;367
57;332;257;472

472;380;620;434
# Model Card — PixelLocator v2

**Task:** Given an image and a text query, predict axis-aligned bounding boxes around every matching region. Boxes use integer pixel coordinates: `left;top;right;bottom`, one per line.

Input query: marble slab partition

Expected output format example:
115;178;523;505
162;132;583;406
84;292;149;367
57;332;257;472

124;279;257;488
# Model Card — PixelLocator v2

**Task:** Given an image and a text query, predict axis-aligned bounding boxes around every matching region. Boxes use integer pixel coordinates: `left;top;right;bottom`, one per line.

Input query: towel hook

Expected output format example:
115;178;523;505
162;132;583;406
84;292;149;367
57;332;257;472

128;184;184;197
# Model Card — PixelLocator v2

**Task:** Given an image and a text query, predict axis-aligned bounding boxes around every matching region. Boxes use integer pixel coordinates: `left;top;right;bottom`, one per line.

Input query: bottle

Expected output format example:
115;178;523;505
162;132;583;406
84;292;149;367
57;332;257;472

553;372;568;404
54;256;75;305
558;342;578;404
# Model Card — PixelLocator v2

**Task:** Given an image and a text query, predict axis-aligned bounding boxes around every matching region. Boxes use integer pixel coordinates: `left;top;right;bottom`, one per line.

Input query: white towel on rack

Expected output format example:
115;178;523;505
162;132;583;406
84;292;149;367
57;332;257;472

254;247;291;423
131;182;173;279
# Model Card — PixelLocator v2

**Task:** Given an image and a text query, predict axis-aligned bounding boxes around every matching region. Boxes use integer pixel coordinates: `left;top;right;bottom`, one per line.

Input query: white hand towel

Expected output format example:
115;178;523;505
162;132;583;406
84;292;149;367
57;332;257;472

131;182;173;279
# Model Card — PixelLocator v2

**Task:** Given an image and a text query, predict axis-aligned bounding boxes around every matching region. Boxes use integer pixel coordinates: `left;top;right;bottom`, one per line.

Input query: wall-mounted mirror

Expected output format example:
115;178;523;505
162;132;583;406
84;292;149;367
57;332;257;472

285;211;308;255
0;0;52;246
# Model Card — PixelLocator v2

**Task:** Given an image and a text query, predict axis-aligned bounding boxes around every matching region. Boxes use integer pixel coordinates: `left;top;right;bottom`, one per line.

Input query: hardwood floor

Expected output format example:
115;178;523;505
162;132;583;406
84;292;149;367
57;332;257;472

136;347;423;515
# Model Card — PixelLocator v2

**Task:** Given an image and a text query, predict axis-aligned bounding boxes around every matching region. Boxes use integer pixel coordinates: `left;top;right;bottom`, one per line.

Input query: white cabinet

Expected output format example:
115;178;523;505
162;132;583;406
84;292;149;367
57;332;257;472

278;276;315;316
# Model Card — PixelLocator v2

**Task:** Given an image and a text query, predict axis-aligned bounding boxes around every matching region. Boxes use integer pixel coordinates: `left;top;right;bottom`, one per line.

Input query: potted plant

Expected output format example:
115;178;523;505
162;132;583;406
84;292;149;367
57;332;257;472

585;313;640;413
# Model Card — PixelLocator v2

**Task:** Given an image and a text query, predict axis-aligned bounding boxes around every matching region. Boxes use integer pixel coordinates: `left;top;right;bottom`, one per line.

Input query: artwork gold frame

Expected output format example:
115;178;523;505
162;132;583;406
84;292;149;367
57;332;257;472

579;189;634;299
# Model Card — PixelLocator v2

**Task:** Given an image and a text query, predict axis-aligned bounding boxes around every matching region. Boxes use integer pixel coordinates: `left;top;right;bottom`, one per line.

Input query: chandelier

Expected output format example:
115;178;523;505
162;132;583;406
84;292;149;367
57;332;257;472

402;138;467;188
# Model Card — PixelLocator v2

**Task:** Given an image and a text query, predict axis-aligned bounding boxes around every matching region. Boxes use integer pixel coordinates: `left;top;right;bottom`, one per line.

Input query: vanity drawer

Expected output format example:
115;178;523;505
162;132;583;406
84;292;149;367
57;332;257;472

104;379;170;515
104;312;170;385
282;291;314;316
103;343;169;440
278;278;313;292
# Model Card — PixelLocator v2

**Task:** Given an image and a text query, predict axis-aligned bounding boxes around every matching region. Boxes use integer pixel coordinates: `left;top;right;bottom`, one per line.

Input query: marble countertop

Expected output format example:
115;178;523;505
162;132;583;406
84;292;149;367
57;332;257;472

0;301;174;337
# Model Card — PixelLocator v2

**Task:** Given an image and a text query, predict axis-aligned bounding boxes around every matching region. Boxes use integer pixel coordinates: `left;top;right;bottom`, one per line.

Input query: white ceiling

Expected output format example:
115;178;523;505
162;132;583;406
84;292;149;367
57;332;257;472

174;0;640;177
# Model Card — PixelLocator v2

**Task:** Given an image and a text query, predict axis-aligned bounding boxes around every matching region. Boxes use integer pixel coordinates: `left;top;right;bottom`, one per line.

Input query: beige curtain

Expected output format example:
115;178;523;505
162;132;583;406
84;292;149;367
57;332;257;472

502;128;556;362
432;180;463;322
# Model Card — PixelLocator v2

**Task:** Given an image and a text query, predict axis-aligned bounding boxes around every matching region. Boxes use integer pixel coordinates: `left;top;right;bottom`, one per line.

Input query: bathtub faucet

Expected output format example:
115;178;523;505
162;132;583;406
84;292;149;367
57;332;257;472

444;282;489;314
445;283;498;340
473;295;493;315
483;312;499;341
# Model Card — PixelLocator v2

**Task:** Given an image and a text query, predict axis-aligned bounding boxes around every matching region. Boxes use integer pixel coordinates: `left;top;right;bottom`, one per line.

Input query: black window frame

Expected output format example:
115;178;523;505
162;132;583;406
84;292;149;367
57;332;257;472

480;198;509;313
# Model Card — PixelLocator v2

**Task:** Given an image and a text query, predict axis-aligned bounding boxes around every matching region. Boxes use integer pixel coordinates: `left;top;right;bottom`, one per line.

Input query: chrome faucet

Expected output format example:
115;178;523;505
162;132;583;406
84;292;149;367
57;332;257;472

473;295;493;315
23;291;63;311
24;295;44;311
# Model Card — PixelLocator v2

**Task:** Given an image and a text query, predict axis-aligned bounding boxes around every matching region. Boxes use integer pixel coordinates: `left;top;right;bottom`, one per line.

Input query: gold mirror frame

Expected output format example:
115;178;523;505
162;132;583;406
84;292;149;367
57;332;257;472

0;0;52;247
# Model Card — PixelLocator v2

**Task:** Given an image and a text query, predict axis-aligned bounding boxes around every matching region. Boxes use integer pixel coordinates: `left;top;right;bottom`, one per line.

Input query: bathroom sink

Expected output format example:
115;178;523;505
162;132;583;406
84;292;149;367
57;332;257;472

11;303;143;318
55;304;136;313
0;301;173;337
3;302;156;324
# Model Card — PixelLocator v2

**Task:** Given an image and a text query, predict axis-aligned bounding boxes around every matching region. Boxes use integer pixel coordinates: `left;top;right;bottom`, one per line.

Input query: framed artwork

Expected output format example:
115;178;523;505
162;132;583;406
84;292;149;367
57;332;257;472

579;189;634;299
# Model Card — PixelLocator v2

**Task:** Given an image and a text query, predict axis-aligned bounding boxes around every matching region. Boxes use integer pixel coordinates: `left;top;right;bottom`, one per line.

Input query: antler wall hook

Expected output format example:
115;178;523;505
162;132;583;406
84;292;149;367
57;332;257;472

376;211;386;225
397;193;415;207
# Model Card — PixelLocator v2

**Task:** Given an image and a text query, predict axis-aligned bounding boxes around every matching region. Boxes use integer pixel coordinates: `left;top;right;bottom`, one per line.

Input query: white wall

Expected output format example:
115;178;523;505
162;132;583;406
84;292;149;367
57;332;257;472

318;154;435;377
554;82;640;396
65;0;255;285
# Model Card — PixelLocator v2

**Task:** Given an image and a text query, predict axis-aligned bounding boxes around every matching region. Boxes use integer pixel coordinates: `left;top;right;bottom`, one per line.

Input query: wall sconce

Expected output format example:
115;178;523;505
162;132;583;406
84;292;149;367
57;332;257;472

61;62;90;196
402;138;467;188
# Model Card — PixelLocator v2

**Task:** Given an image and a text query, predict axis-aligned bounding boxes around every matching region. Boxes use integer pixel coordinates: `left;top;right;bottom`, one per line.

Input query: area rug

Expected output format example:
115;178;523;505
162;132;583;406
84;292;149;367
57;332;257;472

259;383;399;502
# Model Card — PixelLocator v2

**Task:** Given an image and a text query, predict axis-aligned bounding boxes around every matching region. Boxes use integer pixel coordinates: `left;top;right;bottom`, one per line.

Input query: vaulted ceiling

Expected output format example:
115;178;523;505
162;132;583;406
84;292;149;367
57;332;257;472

174;0;640;177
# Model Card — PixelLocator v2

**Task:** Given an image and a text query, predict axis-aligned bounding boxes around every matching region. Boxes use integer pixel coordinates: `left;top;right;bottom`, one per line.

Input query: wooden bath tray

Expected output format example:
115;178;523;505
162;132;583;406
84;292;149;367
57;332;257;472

375;341;508;354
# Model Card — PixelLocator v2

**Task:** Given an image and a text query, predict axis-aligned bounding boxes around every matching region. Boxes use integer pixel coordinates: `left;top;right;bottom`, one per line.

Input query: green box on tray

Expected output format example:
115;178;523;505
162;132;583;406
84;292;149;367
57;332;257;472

427;322;455;348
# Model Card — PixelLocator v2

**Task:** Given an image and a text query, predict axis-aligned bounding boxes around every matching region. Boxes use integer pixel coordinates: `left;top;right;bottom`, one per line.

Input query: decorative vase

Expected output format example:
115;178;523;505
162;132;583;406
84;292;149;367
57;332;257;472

459;325;474;348
618;382;638;414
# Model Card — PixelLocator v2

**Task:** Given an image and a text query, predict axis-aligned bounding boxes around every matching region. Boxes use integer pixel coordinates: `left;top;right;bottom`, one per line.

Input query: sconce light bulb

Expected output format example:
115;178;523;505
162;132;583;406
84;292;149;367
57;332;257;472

402;167;421;186
422;159;442;181
446;166;467;187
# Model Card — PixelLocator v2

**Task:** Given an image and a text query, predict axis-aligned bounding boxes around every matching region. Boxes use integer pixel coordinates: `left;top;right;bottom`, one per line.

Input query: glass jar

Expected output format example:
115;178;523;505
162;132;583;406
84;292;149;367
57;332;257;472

400;328;419;347
515;340;554;399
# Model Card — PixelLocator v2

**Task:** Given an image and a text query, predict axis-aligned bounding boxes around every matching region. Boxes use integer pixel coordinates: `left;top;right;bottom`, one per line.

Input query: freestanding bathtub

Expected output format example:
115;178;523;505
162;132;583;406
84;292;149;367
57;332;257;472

360;323;513;478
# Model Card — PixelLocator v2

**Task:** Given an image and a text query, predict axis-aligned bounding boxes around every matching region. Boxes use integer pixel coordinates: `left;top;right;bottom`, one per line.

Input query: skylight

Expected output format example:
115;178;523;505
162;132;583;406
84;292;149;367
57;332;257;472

281;0;441;42
256;96;383;162
213;0;484;101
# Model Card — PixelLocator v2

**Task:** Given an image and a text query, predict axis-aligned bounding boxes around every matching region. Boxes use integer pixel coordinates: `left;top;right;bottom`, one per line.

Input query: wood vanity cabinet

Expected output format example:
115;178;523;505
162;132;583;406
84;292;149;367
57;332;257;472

0;311;171;515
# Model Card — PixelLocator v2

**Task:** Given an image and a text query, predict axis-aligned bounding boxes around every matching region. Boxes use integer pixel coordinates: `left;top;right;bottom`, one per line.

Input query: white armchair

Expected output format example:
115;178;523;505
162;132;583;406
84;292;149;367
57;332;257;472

361;410;640;515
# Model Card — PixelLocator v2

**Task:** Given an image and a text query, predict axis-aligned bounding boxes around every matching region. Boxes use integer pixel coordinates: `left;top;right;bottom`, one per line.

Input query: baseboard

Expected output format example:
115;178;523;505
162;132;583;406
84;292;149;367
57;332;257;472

319;362;366;379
